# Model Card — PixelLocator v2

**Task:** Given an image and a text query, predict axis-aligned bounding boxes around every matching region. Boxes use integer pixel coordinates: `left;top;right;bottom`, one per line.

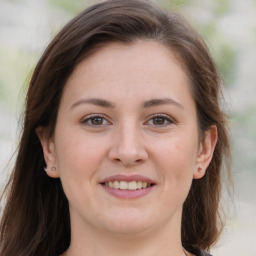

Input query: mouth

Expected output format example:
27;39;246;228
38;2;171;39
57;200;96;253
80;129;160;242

99;175;156;198
102;180;154;190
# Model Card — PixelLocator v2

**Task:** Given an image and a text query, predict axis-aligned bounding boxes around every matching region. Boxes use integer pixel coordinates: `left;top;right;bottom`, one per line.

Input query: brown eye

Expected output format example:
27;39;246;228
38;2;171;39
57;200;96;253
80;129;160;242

146;114;174;126
81;115;110;127
90;117;104;125
152;117;165;125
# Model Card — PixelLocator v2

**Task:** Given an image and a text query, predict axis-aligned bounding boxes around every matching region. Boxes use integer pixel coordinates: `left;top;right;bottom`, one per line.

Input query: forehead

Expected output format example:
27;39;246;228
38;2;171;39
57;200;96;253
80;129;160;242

61;40;194;108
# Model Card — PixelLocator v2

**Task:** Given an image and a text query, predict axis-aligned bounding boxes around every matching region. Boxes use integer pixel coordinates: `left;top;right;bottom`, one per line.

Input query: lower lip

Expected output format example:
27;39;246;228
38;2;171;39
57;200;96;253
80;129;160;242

101;185;155;199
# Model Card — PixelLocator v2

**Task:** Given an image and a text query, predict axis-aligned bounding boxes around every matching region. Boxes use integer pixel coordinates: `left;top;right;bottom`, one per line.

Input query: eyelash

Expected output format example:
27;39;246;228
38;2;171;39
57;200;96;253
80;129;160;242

80;114;174;127
146;114;174;126
81;114;110;127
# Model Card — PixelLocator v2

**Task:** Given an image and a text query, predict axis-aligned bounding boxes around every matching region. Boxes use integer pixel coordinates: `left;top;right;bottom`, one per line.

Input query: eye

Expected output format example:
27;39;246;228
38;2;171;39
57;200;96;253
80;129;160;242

81;114;110;127
146;114;174;126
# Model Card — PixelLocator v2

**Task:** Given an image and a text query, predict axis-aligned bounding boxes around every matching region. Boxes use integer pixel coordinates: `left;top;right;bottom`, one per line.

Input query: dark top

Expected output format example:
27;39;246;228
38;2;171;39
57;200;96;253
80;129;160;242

184;243;212;256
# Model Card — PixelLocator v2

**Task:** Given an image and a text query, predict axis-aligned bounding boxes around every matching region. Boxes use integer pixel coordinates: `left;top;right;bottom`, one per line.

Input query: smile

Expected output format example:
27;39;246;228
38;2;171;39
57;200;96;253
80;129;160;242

100;175;156;198
104;181;152;190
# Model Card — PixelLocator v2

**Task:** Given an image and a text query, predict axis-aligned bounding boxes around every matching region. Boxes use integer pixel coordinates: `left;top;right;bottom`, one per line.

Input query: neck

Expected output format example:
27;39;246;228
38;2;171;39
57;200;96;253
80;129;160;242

64;209;188;256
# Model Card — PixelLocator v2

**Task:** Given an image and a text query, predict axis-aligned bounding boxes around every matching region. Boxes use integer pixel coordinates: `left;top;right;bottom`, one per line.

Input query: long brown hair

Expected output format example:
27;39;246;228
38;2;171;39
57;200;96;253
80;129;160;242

0;0;231;255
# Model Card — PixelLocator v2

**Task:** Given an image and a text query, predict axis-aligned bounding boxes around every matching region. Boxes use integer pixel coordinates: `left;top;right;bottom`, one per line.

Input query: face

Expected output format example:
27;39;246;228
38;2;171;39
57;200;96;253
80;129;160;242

39;40;216;237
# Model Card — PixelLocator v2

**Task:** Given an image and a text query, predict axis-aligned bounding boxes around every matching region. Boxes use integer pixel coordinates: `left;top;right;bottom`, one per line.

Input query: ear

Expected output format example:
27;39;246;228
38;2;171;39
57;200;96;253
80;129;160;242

193;125;217;179
36;126;60;178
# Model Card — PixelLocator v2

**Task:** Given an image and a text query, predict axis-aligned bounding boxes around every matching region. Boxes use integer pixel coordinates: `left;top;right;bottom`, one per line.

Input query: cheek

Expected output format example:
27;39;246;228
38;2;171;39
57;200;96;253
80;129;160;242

54;132;104;206
54;128;107;181
152;132;198;181
159;133;197;159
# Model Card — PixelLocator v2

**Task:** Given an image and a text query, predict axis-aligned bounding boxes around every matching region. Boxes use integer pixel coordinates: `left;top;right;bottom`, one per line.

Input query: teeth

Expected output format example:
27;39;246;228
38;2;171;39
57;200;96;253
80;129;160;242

137;181;142;189
120;181;128;189
128;181;137;190
114;181;119;189
104;181;152;190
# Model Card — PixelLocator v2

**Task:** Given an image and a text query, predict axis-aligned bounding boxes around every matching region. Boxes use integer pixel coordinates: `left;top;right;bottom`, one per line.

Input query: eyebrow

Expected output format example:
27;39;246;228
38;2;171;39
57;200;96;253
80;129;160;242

70;97;183;110
143;98;184;109
70;98;116;109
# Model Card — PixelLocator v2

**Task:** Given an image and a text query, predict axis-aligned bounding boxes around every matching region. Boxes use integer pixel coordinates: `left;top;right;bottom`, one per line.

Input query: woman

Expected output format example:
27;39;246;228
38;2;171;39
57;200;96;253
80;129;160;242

0;0;231;255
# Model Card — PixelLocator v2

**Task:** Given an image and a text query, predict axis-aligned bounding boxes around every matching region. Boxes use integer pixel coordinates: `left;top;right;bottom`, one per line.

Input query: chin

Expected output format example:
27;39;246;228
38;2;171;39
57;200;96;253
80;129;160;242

99;211;153;235
105;223;150;237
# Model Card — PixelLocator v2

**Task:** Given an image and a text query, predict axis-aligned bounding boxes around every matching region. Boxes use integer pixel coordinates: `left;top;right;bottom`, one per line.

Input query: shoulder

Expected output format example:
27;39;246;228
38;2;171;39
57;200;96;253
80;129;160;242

183;243;212;256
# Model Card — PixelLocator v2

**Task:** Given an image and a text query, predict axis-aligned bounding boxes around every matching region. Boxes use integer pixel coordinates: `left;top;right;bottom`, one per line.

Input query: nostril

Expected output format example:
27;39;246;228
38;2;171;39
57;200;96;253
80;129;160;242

108;146;148;165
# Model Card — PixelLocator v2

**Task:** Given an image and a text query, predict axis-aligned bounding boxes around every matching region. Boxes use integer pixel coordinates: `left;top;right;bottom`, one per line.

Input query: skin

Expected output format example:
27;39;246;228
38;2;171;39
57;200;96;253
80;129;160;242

38;40;217;256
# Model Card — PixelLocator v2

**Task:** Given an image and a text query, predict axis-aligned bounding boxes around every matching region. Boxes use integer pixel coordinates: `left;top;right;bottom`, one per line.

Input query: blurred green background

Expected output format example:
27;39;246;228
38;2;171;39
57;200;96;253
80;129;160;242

0;0;255;255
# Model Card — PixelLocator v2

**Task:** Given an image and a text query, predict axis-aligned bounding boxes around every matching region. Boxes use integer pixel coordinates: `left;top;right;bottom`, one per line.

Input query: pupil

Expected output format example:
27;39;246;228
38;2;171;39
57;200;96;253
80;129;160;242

153;117;164;125
92;117;103;125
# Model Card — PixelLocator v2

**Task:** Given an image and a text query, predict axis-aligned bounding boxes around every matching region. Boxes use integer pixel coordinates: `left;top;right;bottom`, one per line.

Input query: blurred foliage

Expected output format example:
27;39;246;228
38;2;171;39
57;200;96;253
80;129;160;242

216;44;237;86
48;0;89;14
177;0;237;87
0;79;3;100
159;0;189;9
236;105;256;140
215;0;231;16
199;25;237;87
0;45;36;109
7;0;22;3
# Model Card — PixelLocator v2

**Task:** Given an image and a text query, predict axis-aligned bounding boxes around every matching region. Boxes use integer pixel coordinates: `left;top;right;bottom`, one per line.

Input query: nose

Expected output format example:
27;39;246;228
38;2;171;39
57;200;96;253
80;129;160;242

108;123;148;166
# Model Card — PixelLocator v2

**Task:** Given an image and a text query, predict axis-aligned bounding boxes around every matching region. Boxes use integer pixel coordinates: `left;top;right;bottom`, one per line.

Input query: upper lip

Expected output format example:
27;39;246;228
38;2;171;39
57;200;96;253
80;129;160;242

100;174;156;184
